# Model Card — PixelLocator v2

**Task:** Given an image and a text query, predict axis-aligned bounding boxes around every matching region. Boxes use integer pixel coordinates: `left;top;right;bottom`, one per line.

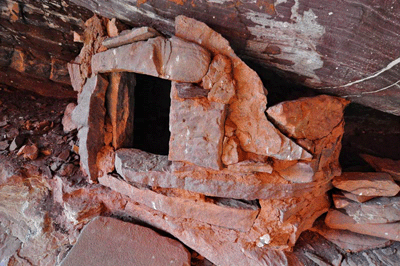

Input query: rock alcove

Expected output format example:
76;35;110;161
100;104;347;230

1;3;400;265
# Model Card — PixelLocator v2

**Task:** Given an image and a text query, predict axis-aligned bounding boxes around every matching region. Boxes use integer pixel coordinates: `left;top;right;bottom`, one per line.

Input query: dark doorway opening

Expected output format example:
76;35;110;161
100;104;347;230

132;74;171;155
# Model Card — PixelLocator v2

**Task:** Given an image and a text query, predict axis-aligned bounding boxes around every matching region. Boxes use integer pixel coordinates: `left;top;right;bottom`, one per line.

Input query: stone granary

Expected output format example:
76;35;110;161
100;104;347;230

1;1;400;266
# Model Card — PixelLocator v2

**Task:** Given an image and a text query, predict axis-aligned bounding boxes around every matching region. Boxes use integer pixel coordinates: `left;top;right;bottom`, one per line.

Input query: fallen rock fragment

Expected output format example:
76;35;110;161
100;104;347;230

275;162;316;183
325;209;400;241
60;216;191;266
17;144;39;160
62;103;77;133
169;82;226;170
67;61;84;93
332;172;400;197
92;36;211;83
0;141;9;151
9;134;25;151
103;26;161;48
311;218;392;253
221;136;244;166
267;95;349;140
361;154;400;181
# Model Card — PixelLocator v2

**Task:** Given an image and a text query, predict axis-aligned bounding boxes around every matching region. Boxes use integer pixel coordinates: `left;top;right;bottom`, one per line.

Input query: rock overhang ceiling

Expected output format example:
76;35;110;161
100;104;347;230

0;0;400;115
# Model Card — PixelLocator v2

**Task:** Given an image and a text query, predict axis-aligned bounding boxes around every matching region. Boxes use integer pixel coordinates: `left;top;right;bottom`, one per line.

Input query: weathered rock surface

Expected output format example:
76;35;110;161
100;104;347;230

202;54;235;104
333;195;400;224
106;72;135;149
253;193;330;250
169;82;226;170
67;60;84;93
115;149;331;200
61;216;191;266
341;191;376;203
275;162;316;183
92;36;211;83
226;161;273;174
325;209;400;241
311;218;393;253
361;154;400;181
62;103;77;133
103;26;161;48
175;16;311;161
176;82;209;99
341;242;400;266
99;175;260;232
267;95;349;140
221;136;244;166
332;172;400;197
72;74;108;180
71;0;400;116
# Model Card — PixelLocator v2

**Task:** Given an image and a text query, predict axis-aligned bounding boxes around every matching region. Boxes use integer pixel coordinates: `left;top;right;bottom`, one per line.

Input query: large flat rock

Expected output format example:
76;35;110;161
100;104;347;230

115;149;332;200
332;172;400;197
325;209;400;241
311;218;393;253
169;82;226;170
60;216;191;266
99;175;260;232
333;194;400;224
361;154;400;181
92;36;211;83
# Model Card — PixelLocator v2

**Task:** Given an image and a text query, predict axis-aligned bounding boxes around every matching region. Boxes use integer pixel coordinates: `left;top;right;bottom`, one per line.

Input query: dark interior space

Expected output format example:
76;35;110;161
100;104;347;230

132;74;171;155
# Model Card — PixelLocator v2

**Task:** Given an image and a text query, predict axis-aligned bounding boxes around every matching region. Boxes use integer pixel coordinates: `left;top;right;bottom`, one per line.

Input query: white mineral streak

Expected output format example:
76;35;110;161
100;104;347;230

244;0;326;86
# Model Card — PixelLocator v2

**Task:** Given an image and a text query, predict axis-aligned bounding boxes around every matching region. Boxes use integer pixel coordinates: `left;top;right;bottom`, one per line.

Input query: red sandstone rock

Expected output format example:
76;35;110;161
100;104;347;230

226;160;273;174
67;60;84;93
60;216;191;266
361;154;400;181
175;16;311;161
99;175;260;232
221;136;244;166
96;145;115;178
92;36;211;83
17;144;39;160
334;195;400;224
267;95;349;140
103;26;161;48
176;82;209;99
169;82;226;170
332;172;400;197
62;103;77;133
311;218;392;253
276;162;316;183
341;191;376;203
106;72;135;149
202;54;235;104
325;209;400;241
72;74;109;180
115;149;332;200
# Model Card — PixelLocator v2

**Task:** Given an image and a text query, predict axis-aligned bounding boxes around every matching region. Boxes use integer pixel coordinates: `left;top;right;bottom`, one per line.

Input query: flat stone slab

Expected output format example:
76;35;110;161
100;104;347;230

361;154;400;181
61;216;191;266
332;172;400;197
333;194;400;223
106;72;135;149
169;82;226;170
103;26;161;48
325;209;400;241
72;74;108;180
92;36;211;83
311;218;392;253
99;175;260;232
115;149;332;200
